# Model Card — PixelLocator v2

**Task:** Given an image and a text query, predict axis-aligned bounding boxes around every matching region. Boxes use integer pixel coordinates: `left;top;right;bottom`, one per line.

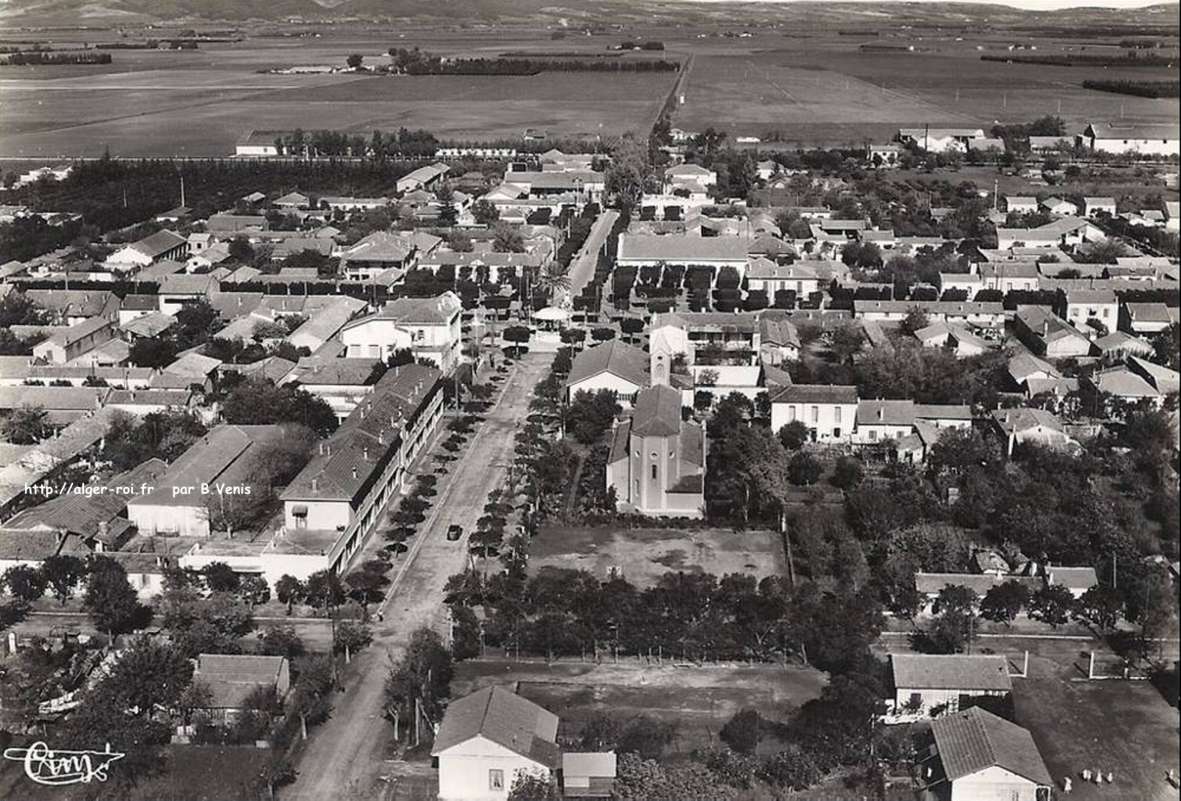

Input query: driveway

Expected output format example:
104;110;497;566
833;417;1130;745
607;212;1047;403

282;352;550;801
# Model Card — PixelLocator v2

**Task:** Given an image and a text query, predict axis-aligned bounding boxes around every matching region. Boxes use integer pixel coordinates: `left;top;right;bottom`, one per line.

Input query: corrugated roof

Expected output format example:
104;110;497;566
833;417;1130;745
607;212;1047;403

1047;566;1098;590
891;654;1012;692
432;685;559;767
931;707;1052;786
131;229;187;259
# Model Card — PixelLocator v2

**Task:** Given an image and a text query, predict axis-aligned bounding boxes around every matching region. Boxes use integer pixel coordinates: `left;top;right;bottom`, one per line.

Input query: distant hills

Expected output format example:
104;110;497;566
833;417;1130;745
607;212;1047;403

0;0;1178;29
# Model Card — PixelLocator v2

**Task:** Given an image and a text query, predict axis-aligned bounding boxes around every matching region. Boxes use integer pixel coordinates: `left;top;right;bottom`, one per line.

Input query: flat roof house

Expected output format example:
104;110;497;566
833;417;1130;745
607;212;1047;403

433;685;560;801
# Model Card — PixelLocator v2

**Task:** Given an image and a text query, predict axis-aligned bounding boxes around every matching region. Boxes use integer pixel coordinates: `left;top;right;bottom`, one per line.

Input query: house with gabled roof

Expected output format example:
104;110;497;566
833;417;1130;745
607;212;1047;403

919;707;1052;801
1013;307;1092;359
990;407;1080;457
607;385;705;518
1082;121;1180;156
433;685;560;801
339;231;417;281
106;229;189;272
191;654;291;724
281;364;443;572
32;316;115;364
770;384;859;443
566;340;648;405
888;654;1013;719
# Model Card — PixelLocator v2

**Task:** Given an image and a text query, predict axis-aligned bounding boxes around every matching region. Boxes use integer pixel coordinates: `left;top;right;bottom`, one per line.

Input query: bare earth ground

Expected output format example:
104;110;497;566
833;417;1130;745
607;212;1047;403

674;34;1180;146
0;38;675;158
279;352;551;801
529;525;786;587
451;657;827;756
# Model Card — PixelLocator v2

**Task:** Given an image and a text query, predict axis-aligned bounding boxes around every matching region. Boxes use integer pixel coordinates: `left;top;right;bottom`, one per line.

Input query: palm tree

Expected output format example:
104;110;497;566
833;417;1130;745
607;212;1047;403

534;262;572;302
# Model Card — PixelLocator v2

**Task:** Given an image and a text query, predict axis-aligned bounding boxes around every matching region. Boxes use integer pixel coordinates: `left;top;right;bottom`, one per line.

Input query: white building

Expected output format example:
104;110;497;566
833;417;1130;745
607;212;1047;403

433;686;560;801
340;292;463;373
565;340;648;405
888;654;1012;719
770;384;859;442
280;364;443;574
920;707;1053;801
1081;122;1180;157
897;127;986;154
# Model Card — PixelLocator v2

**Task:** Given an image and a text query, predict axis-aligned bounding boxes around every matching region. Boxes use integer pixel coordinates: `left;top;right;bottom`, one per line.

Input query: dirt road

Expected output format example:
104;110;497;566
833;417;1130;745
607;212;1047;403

282;352;550;801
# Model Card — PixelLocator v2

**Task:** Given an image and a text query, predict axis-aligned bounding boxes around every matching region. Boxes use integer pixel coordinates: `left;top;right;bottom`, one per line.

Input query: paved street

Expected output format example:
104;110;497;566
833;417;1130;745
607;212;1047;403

282;352;550;801
556;209;619;310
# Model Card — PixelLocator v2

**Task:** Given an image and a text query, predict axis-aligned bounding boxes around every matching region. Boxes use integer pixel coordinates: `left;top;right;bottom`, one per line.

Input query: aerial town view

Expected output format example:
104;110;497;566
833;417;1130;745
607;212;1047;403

0;0;1177;799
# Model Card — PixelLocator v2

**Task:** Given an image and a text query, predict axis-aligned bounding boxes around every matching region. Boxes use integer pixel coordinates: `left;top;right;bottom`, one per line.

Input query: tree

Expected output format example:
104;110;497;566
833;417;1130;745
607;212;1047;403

471;199;500;225
84;556;148;641
788;451;822;486
275;575;306;615
492;222;525;253
979;580;1031;626
202;561;240;593
508;771;560;801
40;554;86;605
334;621;372;656
346;53;364;70
830;456;864;490
222;378;338;437
384;627;453;729
777;421;810;451
829;324;864;364
2;405;50;444
899;306;930;337
305;570;346;613
3;564;47;602
566;389;621;445
605;135;651;210
100;637;193;714
502;325;532;357
258;625;306;659
1029;584;1075;629
719;707;762;754
925;584;979;653
228;236;255;263
1073;584;1122;633
346;563;388;618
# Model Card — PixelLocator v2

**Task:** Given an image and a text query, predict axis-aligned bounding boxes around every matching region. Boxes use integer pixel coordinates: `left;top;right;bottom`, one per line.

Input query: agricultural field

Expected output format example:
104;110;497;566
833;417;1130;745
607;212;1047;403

452;658;826;756
530;525;786;586
672;31;1180;146
0;32;677;158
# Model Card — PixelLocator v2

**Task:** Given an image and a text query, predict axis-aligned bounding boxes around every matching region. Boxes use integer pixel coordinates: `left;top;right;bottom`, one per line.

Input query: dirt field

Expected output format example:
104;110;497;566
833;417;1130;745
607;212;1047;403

673;33;1180;146
530;525;785;585
1015;678;1180;801
0;34;675;158
452;657;826;756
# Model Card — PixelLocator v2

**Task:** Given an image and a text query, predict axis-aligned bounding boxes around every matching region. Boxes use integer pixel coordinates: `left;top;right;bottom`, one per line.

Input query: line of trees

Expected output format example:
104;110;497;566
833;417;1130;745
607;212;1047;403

982;52;1176;67
1082;79;1181;98
386;47;678;75
1;51;112;65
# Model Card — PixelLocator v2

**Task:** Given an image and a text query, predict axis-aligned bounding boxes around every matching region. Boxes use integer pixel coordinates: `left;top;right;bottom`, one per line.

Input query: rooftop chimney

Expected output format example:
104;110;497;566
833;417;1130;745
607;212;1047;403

351;467;358;479
311;477;319;491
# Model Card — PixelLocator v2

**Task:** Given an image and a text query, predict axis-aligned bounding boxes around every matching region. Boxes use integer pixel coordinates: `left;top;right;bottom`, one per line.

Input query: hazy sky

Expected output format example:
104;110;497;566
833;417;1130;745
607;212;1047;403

694;0;1174;9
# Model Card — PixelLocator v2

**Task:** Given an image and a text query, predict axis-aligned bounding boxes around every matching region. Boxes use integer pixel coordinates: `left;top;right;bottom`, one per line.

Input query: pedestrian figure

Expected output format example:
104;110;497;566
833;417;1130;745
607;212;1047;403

1105;772;1113;783
1062;777;1072;793
1093;768;1102;784
1081;770;1091;782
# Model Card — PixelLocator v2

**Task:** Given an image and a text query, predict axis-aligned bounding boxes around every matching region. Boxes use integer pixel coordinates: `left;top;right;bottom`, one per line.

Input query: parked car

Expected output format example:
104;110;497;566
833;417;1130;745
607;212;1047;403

446;524;464;541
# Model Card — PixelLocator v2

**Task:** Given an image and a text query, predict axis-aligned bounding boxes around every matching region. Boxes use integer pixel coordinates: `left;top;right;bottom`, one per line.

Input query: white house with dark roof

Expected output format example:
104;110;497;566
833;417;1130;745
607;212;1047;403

888;654;1013;719
919;707;1053;801
769;384;859;443
744;258;820;297
339;231;417;281
565;340;648;405
1055;288;1117;332
1004;196;1038;215
1081;121;1180;156
433;685;560;801
340;291;463;373
607;385;705;518
1013;307;1092;359
977;260;1040;293
1083;196;1117;217
852;400;973;446
280;364;443;572
990;407;1079;457
106;229;189;272
31;316;114;364
1121;302;1178;336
